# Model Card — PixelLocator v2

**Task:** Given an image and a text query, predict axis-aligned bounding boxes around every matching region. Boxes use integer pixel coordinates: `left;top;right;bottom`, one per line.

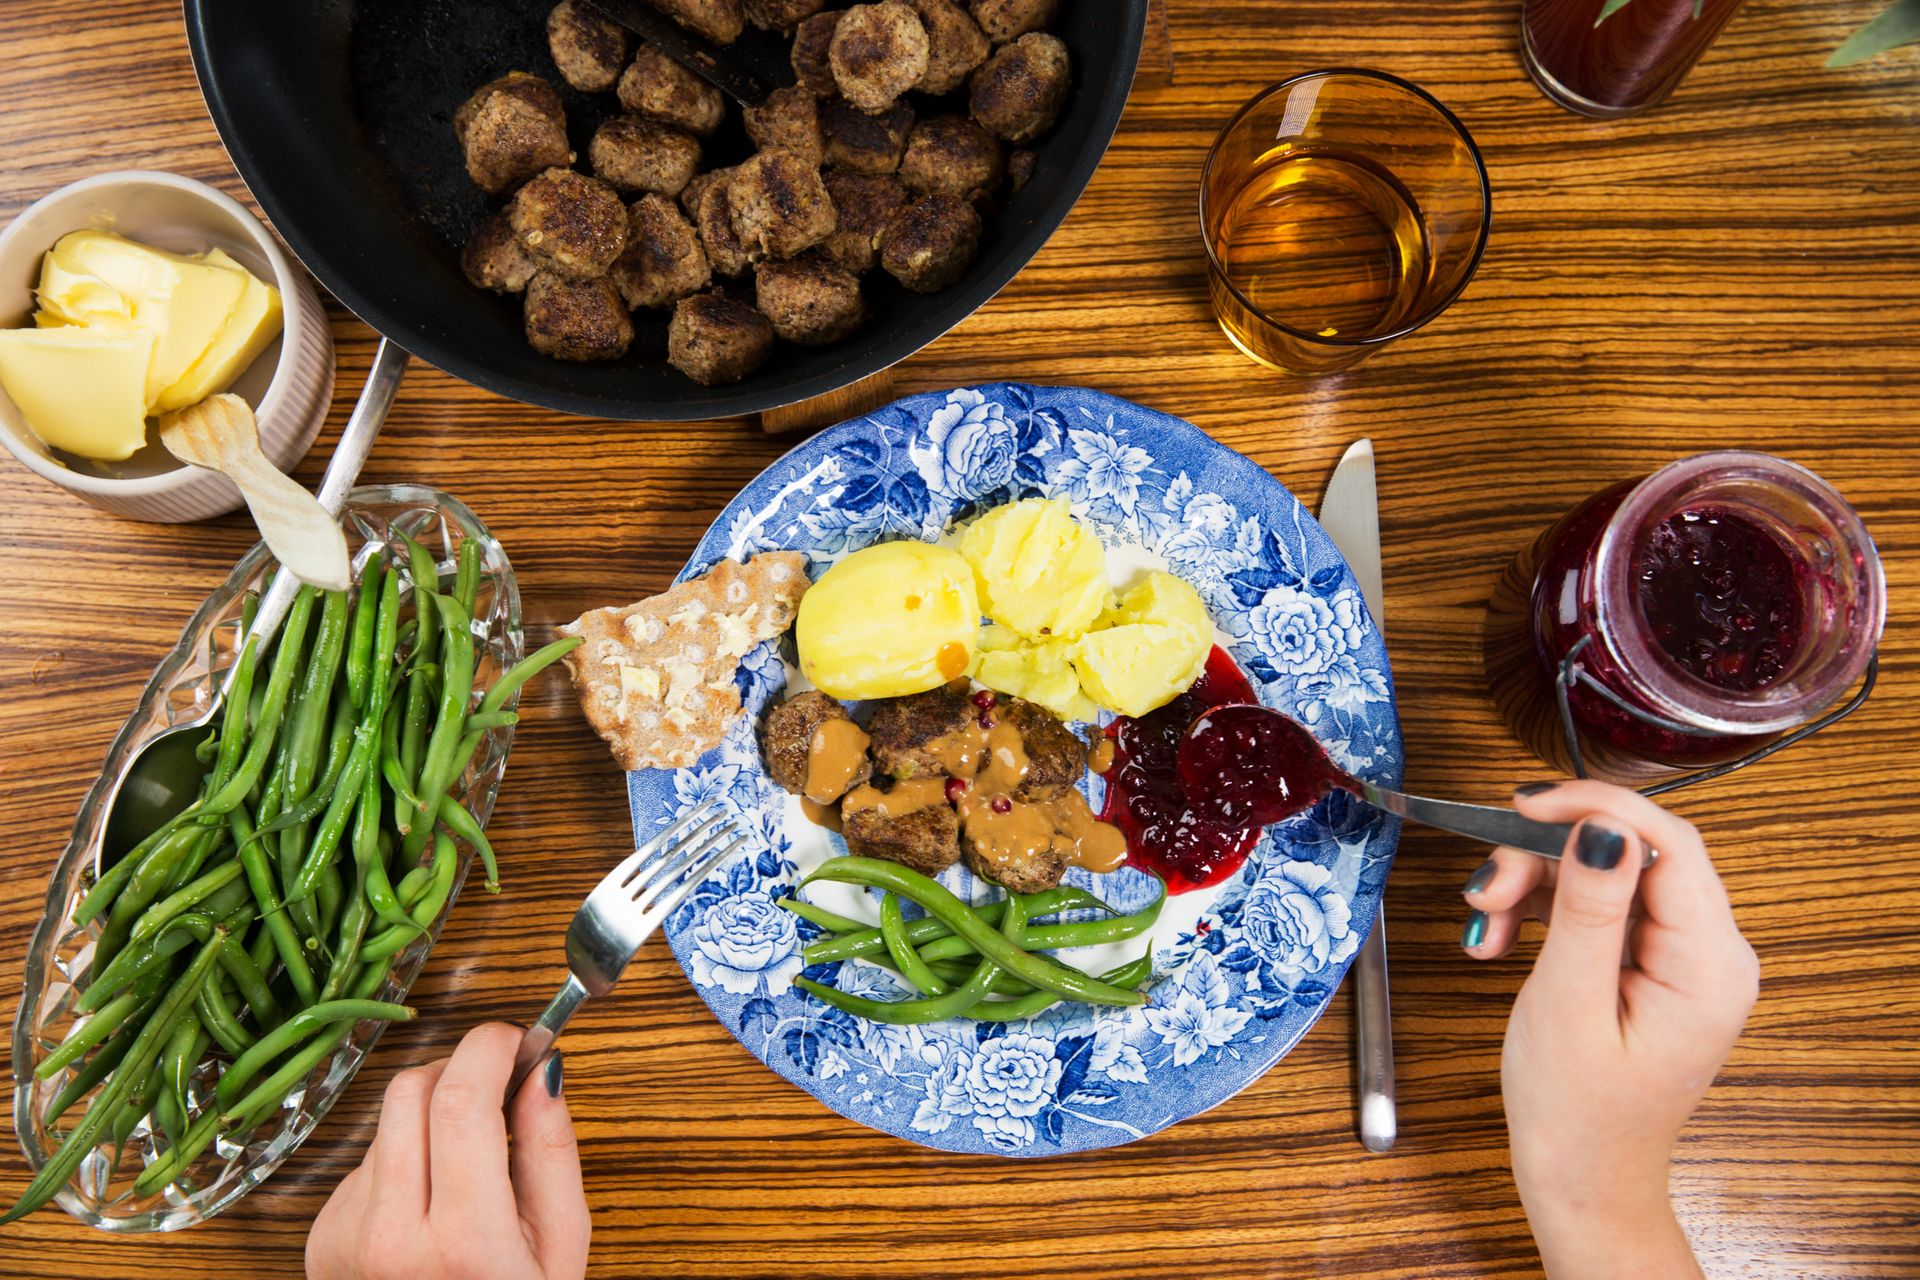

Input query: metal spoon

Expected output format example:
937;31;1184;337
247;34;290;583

1179;704;1579;860
94;341;408;874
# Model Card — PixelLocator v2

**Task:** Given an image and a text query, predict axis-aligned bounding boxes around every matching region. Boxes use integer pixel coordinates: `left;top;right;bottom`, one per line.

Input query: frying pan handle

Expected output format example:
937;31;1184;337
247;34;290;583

244;338;409;648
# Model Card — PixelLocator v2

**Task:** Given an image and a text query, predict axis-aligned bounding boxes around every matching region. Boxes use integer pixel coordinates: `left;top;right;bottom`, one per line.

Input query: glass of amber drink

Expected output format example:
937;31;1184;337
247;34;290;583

1199;69;1490;376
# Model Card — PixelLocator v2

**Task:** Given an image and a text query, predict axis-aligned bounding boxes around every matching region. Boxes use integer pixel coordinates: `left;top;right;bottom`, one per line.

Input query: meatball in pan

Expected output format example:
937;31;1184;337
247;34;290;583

829;3;929;114
756;254;867;345
618;43;727;137
880;193;981;293
790;9;843;93
453;73;570;195
744;86;825;164
970;31;1071;144
524;272;633;361
899;115;1003;199
589;116;703;197
694;175;756;277
611;194;712;310
727;148;837;260
646;0;746;44
821;96;914;174
462;212;538;294
970;0;1059;43
668;290;775;384
745;0;831;29
547;0;627;91
908;0;989;94
818;170;907;274
509;168;629;279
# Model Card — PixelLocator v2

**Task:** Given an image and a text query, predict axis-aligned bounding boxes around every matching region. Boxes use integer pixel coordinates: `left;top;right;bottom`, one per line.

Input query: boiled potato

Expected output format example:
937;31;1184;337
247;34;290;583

797;541;980;699
957;497;1110;641
1069;572;1212;717
973;627;1100;723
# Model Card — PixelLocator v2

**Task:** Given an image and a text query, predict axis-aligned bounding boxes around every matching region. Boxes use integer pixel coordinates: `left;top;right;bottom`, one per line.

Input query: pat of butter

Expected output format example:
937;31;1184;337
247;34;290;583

0;326;156;461
157;248;283;412
46;231;247;405
35;248;135;327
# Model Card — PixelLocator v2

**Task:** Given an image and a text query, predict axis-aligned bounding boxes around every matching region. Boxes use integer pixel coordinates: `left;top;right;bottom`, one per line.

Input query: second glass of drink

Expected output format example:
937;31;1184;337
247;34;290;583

1200;69;1491;376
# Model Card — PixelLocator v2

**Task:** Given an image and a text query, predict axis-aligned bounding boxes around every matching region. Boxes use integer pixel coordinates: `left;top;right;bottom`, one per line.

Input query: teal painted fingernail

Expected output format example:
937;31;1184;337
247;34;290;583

544;1051;565;1098
1515;782;1557;797
1461;910;1489;951
1577;822;1626;870
1464;859;1498;896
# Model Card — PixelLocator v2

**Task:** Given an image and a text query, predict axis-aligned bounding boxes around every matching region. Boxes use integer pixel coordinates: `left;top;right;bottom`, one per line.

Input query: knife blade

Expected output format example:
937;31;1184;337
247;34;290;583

1318;438;1397;1154
581;0;781;105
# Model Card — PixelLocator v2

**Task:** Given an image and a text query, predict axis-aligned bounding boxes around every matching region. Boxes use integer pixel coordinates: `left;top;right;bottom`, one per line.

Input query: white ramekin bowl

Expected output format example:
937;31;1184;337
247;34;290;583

0;170;334;522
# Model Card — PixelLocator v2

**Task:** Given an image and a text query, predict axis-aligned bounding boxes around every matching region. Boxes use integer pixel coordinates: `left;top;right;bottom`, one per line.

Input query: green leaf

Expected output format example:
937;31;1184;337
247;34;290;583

1594;0;1702;26
1828;0;1920;66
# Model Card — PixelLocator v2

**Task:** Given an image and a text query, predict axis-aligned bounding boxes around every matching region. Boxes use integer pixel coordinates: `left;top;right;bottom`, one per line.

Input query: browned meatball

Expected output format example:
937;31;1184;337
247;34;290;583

745;0;830;28
790;10;842;93
760;691;870;799
694;175;754;277
679;165;733;219
995;695;1087;801
727;149;837;259
755;254;867;344
844;790;961;876
454;75;571;195
588;116;703;196
645;0;745;43
821;96;913;174
819;170;907;273
610;194;712;309
617;43;727;137
908;0;989;93
962;831;1063;895
829;2;929;114
879;193;980;292
524;272;634;361
969;0;1057;42
899;115;1003;198
668;291;775;384
454;71;564;144
547;0;627;91
509;168;630;279
1007;146;1036;193
969;31;1070;144
462;212;538;293
867;680;975;782
744;86;824;164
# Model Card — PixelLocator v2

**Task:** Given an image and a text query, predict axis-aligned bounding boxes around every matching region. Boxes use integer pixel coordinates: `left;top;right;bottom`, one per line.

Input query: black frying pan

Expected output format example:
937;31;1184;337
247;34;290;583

183;1;1148;422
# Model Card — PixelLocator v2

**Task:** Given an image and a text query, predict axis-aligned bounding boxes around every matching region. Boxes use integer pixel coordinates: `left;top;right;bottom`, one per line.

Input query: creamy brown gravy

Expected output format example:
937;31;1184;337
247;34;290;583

805;716;871;805
842;777;948;819
1087;738;1115;775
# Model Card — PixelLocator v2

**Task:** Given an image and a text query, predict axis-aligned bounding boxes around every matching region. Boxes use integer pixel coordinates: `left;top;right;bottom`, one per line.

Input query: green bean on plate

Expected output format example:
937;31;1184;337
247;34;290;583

5;493;578;1229
779;856;1162;1025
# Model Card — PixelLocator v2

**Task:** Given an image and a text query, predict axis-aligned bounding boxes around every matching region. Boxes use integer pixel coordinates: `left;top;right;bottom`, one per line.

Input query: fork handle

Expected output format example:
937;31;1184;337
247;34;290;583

507;973;590;1103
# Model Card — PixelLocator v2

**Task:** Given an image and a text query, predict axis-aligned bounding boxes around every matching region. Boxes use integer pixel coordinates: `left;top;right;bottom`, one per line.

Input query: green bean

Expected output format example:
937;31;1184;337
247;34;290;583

398;545;439;785
965;954;1155;1022
161;825;231;894
394;864;431;908
881;893;948;996
248;697;356;850
132;1109;222;1197
356;920;424;965
218;1021;352;1139
129;859;246;946
198;587;317;820
435;794;497;892
358;775;415;931
802;859;1147;1007
381;750;422;833
285;723;377;917
162;1015;202;1136
195;977;255;1055
401;596;474;865
35;981;158;1080
195;730;221;765
913;886;1163;965
98;823;206;963
452;539;480;619
798;884;1115;965
441;636;583;787
777;896;870;935
227;803;319;1007
0;931;225;1225
322;883;372;1002
796;956;1000;1025
282;589;350;804
209;635;262;794
412;831;457;927
345;561;383;710
43;1018;141;1126
317;862;345;943
460;710;518;734
214;999;413;1117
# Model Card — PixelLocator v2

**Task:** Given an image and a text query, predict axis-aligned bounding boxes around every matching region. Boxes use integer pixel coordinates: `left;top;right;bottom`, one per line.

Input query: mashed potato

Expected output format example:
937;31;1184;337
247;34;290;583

957;498;1110;640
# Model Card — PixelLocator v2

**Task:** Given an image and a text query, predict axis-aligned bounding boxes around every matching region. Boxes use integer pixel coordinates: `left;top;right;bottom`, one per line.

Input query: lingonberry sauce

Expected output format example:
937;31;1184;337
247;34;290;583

1636;506;1802;692
1099;647;1262;895
1177;703;1353;829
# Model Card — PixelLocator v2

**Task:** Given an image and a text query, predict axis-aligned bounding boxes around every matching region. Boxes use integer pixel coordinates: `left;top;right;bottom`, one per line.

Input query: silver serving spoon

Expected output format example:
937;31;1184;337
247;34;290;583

1178;703;1580;860
95;341;408;874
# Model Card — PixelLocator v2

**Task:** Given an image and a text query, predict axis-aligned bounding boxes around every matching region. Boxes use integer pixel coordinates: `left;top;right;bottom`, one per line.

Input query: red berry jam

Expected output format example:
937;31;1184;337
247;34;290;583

1100;647;1264;894
972;689;997;710
1637;506;1802;693
1177;704;1352;828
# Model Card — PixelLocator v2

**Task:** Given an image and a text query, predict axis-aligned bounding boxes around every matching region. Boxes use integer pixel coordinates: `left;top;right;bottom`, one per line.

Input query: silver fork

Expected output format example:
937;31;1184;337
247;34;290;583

506;800;749;1099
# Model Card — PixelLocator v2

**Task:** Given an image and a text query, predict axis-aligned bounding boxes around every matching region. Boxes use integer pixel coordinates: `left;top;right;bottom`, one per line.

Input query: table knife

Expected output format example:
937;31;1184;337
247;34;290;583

1317;439;1397;1154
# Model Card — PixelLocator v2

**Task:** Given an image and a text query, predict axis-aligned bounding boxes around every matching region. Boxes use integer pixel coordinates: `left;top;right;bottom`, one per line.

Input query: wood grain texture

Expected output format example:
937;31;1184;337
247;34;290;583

1;1;1917;1276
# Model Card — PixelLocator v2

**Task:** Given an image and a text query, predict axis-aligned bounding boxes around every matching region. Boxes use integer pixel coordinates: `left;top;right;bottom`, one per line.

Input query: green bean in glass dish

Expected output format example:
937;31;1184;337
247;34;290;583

780;856;1160;1023
6;486;579;1232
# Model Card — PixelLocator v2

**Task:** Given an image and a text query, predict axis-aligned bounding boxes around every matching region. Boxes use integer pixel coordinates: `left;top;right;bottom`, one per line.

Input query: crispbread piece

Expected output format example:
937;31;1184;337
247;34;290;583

560;551;810;770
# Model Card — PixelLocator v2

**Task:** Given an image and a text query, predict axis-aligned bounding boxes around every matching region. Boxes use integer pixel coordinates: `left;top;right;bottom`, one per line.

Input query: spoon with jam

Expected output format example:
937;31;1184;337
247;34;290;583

1177;704;1584;860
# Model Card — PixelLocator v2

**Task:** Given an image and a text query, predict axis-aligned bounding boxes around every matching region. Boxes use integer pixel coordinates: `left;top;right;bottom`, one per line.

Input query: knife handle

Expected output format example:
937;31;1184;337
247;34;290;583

1353;907;1395;1152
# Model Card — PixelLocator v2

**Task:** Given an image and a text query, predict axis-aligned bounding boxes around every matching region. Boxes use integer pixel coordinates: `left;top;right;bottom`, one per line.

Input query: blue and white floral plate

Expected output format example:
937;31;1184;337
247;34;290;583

629;384;1403;1157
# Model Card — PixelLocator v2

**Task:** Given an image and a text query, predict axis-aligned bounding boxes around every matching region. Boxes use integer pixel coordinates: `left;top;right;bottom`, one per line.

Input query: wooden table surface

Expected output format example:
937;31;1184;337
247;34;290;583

2;1;1917;1276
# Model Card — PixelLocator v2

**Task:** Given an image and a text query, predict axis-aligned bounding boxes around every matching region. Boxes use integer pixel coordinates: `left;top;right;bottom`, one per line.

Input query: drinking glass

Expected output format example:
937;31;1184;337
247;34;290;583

1199;68;1490;376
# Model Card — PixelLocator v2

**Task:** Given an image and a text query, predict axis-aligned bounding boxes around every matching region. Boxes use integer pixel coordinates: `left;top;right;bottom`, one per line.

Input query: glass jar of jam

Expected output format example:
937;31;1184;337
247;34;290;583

1522;0;1747;118
1484;452;1885;782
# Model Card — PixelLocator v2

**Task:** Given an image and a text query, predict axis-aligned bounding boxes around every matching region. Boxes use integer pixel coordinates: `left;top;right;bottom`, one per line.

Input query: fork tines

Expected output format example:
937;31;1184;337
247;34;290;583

593;800;748;931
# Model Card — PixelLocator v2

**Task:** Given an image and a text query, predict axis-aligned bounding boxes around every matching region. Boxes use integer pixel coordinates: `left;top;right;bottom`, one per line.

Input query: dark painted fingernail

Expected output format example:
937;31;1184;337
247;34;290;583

1463;859;1498;896
1461;910;1489;950
1515;782;1558;797
544;1052;565;1098
1576;822;1626;870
